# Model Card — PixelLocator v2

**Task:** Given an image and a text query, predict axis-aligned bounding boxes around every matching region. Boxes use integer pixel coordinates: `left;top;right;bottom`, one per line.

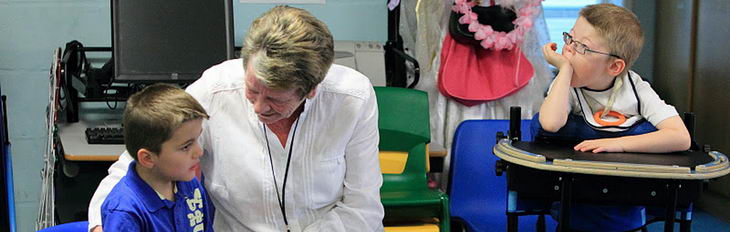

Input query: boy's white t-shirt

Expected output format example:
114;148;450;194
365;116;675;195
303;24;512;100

549;70;678;132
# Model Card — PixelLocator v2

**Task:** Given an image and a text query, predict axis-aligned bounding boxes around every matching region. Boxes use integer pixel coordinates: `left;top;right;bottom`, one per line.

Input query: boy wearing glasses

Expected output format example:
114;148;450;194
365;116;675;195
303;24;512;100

537;3;690;231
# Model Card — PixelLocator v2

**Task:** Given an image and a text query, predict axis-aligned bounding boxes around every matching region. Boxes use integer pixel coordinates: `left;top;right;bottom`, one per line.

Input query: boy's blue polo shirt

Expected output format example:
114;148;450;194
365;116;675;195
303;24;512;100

101;162;214;232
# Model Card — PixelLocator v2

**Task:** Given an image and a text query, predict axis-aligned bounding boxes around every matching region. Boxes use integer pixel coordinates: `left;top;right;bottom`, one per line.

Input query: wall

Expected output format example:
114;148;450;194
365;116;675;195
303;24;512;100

0;2;110;231
653;0;693;114
653;0;730;220
233;2;387;44
628;0;656;83
0;1;385;231
694;0;730;196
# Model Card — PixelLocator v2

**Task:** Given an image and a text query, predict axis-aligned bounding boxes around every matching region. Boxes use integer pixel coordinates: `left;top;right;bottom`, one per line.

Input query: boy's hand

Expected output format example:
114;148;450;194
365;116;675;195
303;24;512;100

574;137;625;153
542;42;571;70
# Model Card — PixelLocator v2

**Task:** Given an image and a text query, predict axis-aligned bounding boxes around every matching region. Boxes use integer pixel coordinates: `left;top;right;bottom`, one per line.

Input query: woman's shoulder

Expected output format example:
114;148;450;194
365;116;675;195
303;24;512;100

186;59;245;100
201;59;245;88
319;64;374;101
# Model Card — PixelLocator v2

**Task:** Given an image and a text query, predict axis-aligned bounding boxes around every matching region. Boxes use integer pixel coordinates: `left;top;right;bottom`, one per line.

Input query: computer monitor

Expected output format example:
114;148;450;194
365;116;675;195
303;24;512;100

112;0;234;83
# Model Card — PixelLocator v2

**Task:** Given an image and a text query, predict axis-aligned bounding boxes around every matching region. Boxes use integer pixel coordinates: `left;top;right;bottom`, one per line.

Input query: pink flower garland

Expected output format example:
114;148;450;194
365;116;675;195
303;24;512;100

452;0;542;50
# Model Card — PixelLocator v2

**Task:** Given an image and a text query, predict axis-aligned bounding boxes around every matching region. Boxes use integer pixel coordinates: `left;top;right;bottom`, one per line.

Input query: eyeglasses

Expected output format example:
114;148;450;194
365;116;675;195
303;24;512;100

562;32;622;59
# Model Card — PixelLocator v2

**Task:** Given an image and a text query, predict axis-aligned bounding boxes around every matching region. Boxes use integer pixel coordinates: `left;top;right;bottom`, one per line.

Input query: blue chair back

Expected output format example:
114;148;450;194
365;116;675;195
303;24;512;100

37;221;89;232
447;119;556;231
1;86;13;232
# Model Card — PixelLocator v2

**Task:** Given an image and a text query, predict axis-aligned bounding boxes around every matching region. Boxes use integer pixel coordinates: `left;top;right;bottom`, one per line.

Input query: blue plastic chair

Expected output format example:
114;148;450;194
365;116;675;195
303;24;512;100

1;85;15;232
447;119;557;231
37;221;89;232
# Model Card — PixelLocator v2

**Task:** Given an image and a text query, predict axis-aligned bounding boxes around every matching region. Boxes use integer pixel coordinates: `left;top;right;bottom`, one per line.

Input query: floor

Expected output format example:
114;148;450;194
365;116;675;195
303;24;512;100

646;208;730;232
643;190;730;232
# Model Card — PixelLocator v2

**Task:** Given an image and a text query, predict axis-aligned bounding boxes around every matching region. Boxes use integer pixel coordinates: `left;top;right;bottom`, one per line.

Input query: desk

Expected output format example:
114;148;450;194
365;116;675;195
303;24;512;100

54;120;123;223
493;139;730;232
58;121;443;163
58;120;124;161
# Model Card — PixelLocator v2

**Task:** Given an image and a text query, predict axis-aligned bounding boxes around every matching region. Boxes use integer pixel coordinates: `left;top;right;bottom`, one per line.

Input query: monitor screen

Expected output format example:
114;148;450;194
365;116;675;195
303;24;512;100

112;0;234;82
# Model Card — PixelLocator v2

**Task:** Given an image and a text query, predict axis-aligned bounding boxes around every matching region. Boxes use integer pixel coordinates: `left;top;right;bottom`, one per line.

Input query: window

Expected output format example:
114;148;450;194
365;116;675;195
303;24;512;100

542;0;623;52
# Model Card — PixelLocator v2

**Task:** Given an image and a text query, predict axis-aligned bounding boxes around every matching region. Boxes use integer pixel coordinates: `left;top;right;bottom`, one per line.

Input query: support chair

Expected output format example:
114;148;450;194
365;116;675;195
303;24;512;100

529;111;700;232
639;112;701;232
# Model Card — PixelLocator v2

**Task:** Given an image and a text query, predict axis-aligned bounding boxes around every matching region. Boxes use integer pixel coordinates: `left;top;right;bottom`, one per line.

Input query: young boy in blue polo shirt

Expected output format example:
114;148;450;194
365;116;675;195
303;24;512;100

101;83;214;232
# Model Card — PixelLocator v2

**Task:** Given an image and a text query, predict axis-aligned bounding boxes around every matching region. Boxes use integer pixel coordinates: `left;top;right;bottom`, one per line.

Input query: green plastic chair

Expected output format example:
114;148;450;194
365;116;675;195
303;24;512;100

375;87;450;232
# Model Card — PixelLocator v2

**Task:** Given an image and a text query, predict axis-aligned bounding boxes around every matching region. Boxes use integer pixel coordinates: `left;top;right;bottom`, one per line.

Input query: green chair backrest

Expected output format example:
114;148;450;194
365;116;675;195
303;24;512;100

374;87;431;191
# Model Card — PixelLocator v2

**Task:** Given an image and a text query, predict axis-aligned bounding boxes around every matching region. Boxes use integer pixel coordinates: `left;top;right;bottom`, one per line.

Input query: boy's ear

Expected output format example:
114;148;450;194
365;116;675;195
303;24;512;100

136;148;157;168
607;58;626;77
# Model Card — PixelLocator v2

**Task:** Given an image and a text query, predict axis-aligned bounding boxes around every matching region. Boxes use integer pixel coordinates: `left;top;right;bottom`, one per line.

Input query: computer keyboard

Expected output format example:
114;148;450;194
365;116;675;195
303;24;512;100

85;126;124;144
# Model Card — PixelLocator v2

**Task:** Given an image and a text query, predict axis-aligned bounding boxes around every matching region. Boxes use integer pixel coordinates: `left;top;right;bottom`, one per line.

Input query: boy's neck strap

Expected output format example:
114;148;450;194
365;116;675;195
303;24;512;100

582;75;623;119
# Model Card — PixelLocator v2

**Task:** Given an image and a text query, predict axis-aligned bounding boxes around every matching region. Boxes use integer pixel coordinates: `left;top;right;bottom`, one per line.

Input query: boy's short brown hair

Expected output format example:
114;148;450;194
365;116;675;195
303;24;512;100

122;83;208;159
580;3;644;75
